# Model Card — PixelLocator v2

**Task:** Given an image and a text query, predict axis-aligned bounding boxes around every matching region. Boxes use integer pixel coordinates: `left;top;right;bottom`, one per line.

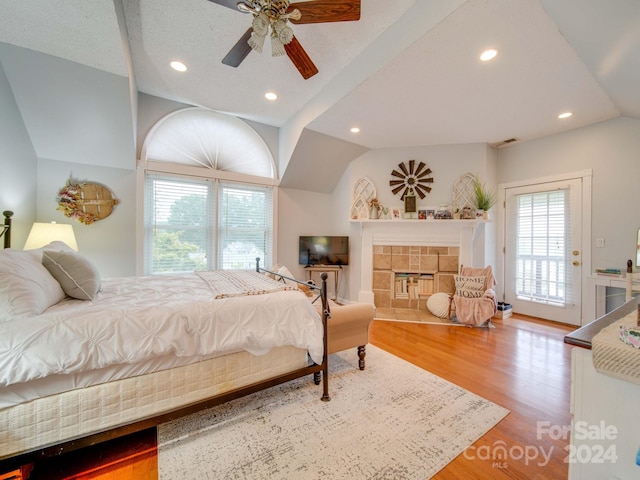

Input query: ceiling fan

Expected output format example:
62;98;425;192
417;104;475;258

209;0;361;79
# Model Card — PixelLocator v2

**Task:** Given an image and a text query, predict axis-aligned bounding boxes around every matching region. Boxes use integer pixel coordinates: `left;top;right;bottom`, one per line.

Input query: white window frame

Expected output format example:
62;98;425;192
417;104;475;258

136;161;279;275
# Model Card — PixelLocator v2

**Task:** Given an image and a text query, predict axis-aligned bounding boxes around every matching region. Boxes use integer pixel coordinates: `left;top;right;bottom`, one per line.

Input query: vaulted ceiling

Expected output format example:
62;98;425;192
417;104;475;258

1;0;638;192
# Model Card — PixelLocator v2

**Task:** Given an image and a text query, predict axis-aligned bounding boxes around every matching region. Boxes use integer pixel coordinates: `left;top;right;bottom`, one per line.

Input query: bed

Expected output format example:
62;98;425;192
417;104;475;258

0;211;331;471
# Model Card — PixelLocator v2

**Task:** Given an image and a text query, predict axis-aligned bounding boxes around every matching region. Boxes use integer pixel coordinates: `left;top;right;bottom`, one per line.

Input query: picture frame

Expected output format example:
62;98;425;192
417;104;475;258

418;209;427;220
426;209;435;220
392;208;401;220
403;194;417;214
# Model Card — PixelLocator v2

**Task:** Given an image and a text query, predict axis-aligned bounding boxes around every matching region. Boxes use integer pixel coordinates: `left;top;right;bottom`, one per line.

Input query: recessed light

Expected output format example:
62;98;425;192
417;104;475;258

265;92;278;101
170;61;187;72
480;49;498;61
558;112;573;119
350;127;360;133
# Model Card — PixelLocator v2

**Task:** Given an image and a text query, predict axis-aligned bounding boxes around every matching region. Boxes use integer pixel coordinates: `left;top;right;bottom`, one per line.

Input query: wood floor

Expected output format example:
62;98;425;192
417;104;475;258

15;313;574;479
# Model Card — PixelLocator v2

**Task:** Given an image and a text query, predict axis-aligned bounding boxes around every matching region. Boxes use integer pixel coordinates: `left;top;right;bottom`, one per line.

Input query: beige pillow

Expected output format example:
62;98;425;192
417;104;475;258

454;275;485;298
0;249;66;322
426;292;451;318
42;250;101;300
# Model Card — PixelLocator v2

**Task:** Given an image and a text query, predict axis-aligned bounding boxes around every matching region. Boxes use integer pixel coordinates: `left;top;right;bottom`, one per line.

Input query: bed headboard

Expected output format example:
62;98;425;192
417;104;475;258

2;211;13;249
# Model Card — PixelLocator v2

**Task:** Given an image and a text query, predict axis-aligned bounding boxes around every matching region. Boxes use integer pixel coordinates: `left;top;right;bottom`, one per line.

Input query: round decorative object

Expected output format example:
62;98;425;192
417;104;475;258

57;181;119;225
426;292;451;318
389;160;433;200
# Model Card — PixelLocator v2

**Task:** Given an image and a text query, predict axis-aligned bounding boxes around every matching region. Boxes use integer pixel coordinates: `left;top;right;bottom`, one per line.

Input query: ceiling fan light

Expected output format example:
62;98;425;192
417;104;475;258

271;35;286;56
252;12;270;36
274;20;294;44
248;32;266;53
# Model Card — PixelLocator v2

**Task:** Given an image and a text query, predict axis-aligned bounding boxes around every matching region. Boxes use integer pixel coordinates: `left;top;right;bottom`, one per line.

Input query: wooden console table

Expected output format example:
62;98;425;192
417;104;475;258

305;266;343;299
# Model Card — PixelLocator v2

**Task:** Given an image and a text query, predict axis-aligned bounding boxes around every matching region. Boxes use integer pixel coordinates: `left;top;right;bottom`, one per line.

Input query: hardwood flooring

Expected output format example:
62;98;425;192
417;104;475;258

370;314;574;479
12;313;574;479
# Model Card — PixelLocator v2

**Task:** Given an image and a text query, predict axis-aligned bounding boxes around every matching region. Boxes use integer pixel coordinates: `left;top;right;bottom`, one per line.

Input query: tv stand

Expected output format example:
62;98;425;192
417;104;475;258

304;265;343;300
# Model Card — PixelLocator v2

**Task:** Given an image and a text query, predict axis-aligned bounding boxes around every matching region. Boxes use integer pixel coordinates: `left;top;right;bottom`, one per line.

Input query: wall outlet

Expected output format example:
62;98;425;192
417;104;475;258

596;238;605;248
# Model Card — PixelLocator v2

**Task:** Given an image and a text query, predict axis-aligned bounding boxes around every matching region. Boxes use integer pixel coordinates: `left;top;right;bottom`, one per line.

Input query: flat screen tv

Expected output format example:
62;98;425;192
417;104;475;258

299;236;349;266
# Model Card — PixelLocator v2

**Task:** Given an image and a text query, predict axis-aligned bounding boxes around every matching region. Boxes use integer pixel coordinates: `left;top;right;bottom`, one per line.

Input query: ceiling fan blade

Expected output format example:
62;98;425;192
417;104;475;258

289;0;361;24
414;161;426;177
398;162;409;176
222;28;253;67
389;180;405;186
408;159;415;175
391;170;404;179
284;37;318;79
207;0;244;11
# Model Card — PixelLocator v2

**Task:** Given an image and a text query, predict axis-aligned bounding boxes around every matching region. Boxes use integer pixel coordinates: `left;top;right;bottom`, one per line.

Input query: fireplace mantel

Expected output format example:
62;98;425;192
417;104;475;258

354;219;487;303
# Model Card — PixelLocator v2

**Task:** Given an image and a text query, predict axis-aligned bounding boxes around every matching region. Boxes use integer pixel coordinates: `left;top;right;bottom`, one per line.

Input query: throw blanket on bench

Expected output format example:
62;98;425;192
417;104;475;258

196;270;296;299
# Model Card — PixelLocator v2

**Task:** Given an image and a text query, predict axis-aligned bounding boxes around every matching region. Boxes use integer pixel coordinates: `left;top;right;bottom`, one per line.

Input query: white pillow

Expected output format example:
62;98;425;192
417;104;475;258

454;275;485;298
25;241;76;262
0;249;66;322
426;292;451;318
276;265;295;284
42;250;101;300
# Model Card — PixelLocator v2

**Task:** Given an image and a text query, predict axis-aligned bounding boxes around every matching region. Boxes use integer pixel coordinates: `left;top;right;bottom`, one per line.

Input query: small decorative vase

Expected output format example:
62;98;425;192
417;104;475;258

370;206;380;219
482;210;489;220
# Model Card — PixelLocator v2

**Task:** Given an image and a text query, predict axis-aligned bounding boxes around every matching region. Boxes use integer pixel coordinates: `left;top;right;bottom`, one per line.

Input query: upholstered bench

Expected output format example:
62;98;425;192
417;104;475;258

314;300;375;370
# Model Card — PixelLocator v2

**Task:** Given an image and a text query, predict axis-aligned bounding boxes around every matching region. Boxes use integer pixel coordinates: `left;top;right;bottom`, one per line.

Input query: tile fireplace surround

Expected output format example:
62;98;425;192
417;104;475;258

356;220;486;309
373;245;459;310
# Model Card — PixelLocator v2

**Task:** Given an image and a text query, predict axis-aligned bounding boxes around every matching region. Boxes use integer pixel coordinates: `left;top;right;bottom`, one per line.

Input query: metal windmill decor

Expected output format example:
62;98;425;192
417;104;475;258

389;160;434;200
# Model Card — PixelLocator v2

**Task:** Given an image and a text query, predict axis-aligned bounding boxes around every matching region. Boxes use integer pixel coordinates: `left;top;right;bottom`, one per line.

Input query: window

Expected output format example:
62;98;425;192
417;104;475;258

514;189;570;306
144;174;273;274
140;108;277;275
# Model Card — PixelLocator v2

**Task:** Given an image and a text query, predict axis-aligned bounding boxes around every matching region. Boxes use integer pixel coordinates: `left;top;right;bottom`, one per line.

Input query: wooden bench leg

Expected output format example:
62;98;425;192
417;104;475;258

357;345;366;370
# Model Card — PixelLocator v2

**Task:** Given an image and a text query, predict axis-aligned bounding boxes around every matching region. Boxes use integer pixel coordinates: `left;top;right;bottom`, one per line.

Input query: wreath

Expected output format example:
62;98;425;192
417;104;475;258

57;182;97;225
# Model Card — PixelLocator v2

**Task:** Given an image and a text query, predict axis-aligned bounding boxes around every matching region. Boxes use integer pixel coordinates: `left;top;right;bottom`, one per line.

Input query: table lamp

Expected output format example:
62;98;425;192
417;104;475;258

23;222;78;251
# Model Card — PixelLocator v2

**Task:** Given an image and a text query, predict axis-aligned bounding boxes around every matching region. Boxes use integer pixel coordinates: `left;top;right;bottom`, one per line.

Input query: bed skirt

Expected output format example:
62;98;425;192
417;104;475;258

0;346;308;459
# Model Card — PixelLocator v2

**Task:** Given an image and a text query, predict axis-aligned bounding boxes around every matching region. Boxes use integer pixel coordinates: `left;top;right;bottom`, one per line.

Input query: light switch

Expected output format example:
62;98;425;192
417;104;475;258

596;238;605;248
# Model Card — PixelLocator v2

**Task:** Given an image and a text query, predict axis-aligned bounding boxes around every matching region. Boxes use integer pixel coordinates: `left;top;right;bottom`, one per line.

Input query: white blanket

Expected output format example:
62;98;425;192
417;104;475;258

0;272;324;388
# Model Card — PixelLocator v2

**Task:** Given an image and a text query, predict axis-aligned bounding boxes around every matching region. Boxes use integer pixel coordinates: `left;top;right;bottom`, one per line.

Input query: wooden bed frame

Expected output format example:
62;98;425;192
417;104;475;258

0;210;331;472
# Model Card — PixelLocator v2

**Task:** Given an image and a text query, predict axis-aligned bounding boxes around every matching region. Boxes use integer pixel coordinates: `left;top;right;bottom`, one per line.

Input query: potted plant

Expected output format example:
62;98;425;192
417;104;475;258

473;176;496;219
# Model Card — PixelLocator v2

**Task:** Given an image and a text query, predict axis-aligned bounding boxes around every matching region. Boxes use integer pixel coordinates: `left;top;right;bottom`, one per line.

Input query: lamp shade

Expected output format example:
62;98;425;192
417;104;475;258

24;222;78;251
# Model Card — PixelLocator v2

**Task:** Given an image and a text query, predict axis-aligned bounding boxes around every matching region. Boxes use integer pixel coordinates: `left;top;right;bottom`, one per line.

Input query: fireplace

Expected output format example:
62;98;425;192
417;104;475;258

356;220;486;306
372;245;459;310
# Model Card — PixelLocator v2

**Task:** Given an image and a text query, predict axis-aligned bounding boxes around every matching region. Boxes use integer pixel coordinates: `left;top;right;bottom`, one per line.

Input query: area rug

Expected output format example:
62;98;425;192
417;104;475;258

157;346;509;479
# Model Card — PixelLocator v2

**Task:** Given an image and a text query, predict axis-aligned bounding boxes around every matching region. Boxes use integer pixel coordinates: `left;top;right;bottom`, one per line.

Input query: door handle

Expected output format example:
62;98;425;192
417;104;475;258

573;261;580;266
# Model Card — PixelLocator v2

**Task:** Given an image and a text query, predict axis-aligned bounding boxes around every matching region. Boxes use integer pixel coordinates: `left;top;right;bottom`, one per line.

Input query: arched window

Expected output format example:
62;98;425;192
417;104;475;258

140;108;277;274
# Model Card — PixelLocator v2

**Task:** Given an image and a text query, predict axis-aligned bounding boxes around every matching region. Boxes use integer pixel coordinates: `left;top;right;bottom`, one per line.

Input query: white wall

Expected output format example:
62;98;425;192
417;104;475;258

497;116;640;273
332;143;498;302
0;61;38;245
277;187;339;293
35;159;137;277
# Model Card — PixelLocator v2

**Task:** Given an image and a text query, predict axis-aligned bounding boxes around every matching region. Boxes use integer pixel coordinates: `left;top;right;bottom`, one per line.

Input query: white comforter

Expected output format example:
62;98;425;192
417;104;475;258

0;273;324;388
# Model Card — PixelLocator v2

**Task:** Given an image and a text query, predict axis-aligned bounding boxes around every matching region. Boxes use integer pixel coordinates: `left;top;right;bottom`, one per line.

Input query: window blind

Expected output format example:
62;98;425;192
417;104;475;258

219;182;273;270
514;188;571;306
144;174;273;274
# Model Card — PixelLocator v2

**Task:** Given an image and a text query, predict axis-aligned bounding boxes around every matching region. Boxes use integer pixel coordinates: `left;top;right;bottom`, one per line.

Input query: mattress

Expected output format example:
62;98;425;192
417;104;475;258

0;272;324;390
0;345;309;459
